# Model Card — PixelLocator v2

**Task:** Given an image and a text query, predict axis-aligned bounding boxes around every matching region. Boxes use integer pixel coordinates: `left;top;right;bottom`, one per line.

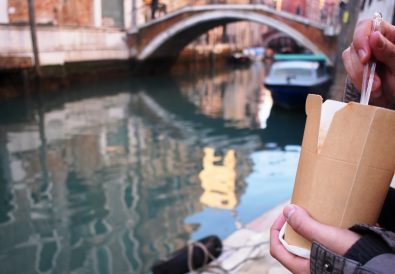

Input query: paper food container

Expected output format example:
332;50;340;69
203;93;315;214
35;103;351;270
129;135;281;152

283;94;395;256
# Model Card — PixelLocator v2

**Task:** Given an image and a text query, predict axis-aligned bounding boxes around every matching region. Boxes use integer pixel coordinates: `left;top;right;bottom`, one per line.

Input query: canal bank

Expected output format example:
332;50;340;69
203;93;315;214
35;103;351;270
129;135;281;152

200;201;291;274
0;44;245;100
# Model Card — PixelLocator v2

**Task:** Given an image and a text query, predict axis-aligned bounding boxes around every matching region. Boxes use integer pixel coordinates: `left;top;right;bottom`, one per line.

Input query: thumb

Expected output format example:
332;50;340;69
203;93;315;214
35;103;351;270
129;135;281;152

370;31;395;71
284;204;361;255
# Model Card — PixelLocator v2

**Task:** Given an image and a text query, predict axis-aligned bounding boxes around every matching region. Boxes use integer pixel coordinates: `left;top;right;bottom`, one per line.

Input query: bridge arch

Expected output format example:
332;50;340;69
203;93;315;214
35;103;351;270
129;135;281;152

138;10;332;64
261;31;298;48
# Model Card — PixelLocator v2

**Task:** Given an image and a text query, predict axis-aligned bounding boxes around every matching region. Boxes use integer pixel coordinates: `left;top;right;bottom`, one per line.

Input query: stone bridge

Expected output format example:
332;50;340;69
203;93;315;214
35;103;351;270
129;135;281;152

128;4;339;65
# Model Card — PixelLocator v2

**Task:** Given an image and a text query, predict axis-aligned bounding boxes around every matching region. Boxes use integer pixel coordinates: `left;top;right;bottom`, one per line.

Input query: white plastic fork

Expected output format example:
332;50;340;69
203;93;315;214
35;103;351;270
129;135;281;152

360;12;383;105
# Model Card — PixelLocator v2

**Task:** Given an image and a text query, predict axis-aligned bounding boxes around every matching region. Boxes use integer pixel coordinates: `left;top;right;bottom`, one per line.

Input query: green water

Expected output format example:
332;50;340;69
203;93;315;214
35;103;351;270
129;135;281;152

0;64;306;274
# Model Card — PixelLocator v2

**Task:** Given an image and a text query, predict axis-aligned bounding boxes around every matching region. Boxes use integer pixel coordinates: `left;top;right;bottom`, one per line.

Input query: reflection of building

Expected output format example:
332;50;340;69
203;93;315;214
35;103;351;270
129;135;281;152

0;88;250;273
199;148;237;209
179;65;270;129
0;94;123;273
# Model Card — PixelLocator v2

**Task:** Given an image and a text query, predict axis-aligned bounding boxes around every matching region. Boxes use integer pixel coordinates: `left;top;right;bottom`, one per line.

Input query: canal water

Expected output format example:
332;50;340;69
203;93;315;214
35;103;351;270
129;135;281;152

0;63;306;274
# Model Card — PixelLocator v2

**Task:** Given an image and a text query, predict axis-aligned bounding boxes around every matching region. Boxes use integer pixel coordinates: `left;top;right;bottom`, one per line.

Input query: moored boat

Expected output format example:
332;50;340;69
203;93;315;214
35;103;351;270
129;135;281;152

263;54;331;109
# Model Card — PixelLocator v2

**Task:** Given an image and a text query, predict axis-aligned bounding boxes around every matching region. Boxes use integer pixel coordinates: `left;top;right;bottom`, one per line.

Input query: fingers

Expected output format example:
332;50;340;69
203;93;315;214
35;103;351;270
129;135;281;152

270;214;310;274
342;45;381;92
370;31;395;72
342;46;363;91
352;19;373;63
271;211;287;232
377;20;395;44
283;204;361;256
352;19;395;63
343;18;395;99
343;45;382;94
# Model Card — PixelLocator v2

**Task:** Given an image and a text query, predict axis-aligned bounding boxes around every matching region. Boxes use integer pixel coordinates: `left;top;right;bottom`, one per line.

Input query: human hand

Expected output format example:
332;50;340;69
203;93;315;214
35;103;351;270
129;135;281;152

270;204;361;273
270;209;309;274
342;19;395;108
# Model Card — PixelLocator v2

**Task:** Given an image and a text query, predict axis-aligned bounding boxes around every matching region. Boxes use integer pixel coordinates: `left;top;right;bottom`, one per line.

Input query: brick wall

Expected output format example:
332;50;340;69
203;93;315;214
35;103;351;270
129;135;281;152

7;0;94;27
281;0;307;16
61;0;94;26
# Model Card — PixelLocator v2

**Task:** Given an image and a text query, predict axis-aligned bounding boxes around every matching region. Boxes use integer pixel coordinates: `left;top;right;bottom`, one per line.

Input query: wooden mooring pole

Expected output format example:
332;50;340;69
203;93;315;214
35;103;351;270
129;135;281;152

27;0;42;78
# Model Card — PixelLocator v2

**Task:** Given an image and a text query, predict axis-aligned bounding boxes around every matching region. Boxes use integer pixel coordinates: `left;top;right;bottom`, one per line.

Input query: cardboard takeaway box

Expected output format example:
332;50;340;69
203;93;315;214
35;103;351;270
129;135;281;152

284;94;395;252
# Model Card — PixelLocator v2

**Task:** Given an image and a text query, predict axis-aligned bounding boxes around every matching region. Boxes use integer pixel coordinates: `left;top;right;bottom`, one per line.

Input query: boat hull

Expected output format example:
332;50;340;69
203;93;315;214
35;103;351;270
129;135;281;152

264;82;330;109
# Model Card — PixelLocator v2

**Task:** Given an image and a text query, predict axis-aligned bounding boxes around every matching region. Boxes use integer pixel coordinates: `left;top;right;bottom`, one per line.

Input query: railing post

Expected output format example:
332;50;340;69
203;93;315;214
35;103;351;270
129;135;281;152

131;0;137;30
27;0;42;78
93;0;102;27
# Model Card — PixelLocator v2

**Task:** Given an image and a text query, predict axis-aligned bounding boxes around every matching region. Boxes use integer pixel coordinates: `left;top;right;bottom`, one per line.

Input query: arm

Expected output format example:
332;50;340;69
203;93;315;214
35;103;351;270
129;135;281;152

312;224;395;273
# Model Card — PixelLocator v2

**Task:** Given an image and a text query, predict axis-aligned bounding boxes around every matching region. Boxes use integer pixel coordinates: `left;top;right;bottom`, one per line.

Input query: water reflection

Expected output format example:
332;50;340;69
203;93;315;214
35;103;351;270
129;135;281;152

0;65;306;274
257;90;274;129
199;148;237;210
179;63;270;129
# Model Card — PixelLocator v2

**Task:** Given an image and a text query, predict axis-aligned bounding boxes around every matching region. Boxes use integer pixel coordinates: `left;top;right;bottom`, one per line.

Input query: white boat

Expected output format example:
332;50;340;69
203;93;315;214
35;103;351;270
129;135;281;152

264;54;332;108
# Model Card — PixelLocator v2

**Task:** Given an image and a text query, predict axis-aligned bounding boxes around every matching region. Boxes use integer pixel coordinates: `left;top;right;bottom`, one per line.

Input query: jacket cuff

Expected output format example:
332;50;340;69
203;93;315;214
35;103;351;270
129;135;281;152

349;224;395;253
310;241;361;273
344;232;392;264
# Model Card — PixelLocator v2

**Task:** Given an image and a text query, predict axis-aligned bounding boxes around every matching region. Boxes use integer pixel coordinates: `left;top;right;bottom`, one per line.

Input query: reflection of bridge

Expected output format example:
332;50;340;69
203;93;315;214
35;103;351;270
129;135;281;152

129;4;339;64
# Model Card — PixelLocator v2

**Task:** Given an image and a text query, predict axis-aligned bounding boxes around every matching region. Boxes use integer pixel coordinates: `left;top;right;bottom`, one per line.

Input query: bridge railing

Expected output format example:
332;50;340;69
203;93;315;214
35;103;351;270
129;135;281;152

134;0;341;29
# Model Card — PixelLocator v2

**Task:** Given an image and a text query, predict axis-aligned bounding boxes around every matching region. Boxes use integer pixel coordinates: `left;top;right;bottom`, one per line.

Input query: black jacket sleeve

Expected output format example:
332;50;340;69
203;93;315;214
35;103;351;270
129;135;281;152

310;224;395;274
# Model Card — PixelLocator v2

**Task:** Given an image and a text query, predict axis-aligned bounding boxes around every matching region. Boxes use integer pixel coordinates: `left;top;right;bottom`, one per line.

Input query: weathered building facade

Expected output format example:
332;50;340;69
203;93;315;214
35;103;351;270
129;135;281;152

3;0;390;71
0;0;139;69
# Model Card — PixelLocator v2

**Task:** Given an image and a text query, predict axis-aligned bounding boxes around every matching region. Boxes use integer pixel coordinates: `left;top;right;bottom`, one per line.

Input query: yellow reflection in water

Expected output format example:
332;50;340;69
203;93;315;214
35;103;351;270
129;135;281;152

199;147;237;210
